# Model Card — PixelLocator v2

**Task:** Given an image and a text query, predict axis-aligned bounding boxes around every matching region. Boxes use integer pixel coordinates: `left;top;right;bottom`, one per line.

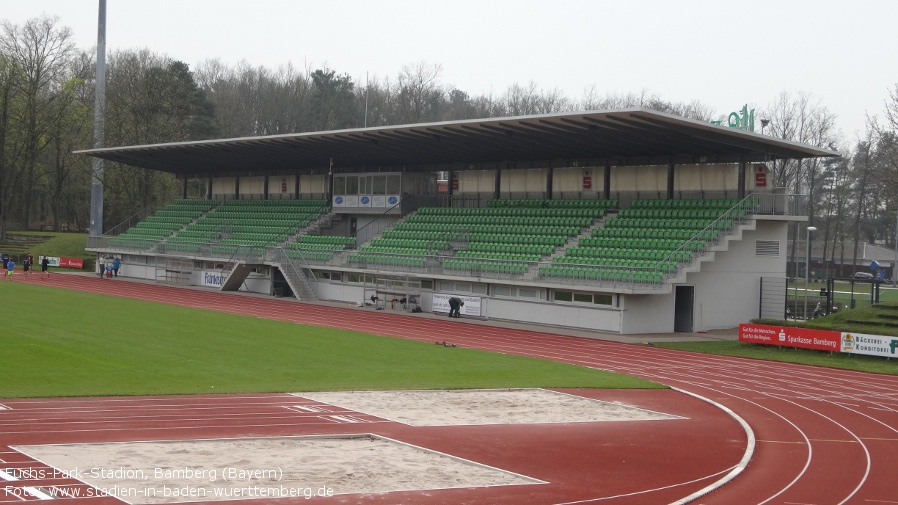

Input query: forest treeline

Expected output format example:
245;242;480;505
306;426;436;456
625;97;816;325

1;15;897;270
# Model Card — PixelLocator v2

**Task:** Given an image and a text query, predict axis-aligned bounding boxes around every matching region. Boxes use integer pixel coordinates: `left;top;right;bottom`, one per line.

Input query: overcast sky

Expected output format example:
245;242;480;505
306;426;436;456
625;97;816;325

4;0;897;143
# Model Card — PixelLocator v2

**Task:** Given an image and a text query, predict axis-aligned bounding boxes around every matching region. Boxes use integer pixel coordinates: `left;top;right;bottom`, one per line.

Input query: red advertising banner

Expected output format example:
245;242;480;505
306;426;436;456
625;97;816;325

58;257;84;269
739;323;841;352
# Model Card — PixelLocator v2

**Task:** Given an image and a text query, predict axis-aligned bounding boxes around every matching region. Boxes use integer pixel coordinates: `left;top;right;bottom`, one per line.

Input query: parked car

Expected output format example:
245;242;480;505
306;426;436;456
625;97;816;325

853;272;874;282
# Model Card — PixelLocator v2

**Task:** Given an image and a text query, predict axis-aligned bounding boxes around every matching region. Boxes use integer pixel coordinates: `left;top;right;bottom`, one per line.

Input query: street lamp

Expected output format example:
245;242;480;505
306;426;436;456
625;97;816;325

805;226;817;319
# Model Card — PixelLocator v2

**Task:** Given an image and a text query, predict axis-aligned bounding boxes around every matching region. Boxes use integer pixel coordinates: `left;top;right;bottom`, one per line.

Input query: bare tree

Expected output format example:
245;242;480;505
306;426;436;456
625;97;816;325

0;15;77;231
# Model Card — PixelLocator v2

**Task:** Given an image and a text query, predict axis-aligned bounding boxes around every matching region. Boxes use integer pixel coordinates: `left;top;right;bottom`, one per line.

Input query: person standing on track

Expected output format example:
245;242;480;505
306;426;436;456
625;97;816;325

22;255;31;276
40;256;50;279
6;258;13;280
112;257;121;277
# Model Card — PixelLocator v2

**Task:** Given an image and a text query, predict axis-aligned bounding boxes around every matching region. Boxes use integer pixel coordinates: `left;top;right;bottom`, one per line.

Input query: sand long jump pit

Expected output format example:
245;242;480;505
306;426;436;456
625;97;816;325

12;389;680;503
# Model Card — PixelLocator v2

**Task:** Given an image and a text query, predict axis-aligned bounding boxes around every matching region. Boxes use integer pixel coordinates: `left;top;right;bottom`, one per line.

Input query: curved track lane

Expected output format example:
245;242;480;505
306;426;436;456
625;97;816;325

10;274;898;504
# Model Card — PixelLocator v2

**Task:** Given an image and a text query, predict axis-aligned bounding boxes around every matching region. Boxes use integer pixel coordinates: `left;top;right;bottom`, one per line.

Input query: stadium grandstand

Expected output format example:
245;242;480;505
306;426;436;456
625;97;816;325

80;109;837;334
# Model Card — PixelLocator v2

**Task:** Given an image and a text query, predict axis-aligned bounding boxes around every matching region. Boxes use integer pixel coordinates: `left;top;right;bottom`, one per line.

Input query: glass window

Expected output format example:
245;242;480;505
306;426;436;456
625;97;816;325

472;283;487;294
493;285;513;297
333;176;346;195
345;176;359;195
518;288;538;298
387;175;401;194
573;293;592;303
420;279;433;290
347;273;363;283
594;294;613;305
358;176;368;195
554;291;573;302
372;175;386;194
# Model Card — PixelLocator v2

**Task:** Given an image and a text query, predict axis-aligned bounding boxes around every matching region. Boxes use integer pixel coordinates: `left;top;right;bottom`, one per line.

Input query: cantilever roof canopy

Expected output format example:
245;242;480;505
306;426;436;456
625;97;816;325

76;108;839;176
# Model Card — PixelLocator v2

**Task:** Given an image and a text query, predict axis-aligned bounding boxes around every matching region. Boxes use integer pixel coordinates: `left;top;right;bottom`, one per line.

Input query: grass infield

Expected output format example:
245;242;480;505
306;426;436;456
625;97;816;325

0;283;661;398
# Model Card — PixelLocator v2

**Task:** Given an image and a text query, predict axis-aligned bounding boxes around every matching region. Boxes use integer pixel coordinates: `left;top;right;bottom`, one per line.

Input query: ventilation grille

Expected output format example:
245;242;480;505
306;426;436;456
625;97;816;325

756;240;780;257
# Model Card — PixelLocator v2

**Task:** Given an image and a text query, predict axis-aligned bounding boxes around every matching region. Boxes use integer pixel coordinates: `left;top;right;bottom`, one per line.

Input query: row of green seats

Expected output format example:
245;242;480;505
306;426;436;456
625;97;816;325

290;243;346;251
467;242;554;256
618;209;724;219
297;235;355;246
455;251;540;262
220;199;327;206
488;198;617;208
369;238;448;250
360;246;428;255
348;254;426;268
579;237;689;250
228;232;287;243
593;228;709;240
629;198;740;209
398;223;578;236
565;247;694;262
466;233;565;246
382;230;451;241
605;218;715;229
286;249;334;261
443;259;527;275
221;238;276;247
413;207;602;218
407;215;593;225
398;218;591;231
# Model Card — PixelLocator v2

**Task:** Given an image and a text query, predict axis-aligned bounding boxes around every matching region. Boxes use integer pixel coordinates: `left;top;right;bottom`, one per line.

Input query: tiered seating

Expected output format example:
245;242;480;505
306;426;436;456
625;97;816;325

287;235;355;262
168;199;328;255
110;199;217;249
443;199;615;274
540;198;745;284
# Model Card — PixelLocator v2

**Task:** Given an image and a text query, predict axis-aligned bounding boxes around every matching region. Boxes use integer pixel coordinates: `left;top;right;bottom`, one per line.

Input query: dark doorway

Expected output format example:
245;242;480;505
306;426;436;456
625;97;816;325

272;267;294;298
349;217;357;236
674;285;694;332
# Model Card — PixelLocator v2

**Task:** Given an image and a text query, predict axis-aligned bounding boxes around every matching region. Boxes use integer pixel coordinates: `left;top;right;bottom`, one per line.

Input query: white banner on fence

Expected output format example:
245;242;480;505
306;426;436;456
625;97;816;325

201;271;228;288
841;332;898;358
432;293;482;317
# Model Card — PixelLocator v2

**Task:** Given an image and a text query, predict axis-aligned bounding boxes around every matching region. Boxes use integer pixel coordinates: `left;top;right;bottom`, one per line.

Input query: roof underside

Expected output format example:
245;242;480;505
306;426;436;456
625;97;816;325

76;109;839;176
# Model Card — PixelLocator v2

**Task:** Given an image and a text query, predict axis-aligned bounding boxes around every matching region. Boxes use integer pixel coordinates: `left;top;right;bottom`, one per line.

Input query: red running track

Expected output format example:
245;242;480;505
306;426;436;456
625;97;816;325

3;273;898;504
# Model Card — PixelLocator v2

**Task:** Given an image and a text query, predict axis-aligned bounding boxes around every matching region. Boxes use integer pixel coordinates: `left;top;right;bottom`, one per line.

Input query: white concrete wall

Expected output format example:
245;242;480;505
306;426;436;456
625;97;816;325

212;177;236;197
687;220;788;329
457;170;496;194
620;292;677;333
553;167;604;193
488;297;623;332
300;174;326;194
317;282;365;304
269;175;295;197
501;168;547;193
239;176;265;196
611;165;666;192
674;164;737;192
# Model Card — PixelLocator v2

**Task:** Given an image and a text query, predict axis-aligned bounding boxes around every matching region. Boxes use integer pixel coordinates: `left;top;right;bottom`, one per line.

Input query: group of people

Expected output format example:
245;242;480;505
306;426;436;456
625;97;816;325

1;253;50;280
99;256;121;278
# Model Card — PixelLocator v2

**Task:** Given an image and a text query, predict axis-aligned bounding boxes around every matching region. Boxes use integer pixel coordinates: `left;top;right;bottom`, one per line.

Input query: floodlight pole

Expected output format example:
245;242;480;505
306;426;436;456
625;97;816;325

893;208;897;287
89;0;106;238
805;226;817;319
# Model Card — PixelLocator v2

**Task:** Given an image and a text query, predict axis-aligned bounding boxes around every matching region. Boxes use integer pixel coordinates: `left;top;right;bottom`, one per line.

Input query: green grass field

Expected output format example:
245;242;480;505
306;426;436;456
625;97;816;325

0;283;661;398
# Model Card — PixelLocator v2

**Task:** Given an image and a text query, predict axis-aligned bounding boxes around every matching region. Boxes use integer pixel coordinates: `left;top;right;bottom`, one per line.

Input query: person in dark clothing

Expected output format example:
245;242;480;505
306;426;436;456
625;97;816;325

40;256;50;279
448;297;464;318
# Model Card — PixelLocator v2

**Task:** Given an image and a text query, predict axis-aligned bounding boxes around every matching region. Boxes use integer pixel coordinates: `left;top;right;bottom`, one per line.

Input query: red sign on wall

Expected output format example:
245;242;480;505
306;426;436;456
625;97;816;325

452;178;459;190
58;257;84;269
739;323;840;351
582;176;592;189
755;165;767;187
